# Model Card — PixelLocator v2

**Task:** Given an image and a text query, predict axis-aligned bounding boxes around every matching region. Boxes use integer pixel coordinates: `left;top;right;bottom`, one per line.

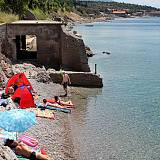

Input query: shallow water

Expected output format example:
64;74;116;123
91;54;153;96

70;17;160;160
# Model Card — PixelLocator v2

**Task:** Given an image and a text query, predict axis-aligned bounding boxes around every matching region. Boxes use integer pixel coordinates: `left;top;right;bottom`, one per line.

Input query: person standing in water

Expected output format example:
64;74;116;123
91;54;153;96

61;72;71;96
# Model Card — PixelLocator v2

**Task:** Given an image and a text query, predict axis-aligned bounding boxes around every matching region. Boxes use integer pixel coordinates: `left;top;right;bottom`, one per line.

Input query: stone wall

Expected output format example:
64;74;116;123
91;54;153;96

61;26;90;72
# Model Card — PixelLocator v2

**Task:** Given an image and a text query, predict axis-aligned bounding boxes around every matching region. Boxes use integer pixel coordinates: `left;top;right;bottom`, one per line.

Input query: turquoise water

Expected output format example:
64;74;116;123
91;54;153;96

70;17;160;160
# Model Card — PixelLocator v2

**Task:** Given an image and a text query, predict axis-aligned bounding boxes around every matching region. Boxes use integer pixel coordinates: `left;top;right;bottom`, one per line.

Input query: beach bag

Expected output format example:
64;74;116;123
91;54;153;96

1;93;9;99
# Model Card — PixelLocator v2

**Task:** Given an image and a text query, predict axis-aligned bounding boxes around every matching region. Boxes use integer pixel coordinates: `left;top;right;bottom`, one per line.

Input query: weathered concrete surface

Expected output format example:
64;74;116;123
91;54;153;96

6;22;61;69
61;26;90;72
0;21;90;72
49;71;103;88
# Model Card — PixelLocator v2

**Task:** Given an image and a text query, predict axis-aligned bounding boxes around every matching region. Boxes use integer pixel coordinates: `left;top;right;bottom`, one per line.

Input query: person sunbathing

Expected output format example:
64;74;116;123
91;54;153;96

53;96;61;105
4;139;51;160
42;99;63;108
43;97;73;108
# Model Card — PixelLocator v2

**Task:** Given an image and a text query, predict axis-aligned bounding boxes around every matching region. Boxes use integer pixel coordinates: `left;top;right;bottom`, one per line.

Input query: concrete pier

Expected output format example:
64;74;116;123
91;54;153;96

49;71;103;88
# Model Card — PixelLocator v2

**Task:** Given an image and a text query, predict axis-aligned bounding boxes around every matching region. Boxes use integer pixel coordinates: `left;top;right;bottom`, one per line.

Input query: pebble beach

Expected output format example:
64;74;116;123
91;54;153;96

24;79;76;160
0;59;78;160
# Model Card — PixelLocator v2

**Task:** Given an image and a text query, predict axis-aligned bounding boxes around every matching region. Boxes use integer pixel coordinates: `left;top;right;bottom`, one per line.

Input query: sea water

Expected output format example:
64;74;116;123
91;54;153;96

70;17;160;160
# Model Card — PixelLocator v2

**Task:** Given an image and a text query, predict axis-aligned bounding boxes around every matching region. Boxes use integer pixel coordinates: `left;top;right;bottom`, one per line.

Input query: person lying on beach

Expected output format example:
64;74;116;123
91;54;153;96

54;96;61;104
42;99;64;108
46;96;74;108
4;139;51;160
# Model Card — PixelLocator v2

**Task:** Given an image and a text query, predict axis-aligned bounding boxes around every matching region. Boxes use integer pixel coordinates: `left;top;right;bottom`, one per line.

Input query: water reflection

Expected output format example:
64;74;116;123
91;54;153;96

70;87;102;125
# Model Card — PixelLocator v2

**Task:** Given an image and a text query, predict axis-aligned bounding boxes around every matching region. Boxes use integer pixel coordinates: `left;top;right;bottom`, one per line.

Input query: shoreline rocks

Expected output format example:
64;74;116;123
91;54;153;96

0;143;18;160
85;45;95;57
0;56;76;160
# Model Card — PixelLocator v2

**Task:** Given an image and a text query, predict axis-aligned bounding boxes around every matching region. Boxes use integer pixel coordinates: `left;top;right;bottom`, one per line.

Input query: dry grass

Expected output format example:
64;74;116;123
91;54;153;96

0;12;19;23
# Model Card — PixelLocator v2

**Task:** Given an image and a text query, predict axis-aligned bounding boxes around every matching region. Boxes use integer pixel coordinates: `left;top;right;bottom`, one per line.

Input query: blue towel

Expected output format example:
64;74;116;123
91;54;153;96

0;99;8;106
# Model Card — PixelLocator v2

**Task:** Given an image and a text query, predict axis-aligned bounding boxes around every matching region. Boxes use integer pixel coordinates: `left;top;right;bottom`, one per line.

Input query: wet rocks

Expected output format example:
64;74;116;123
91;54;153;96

85;45;95;57
102;51;111;55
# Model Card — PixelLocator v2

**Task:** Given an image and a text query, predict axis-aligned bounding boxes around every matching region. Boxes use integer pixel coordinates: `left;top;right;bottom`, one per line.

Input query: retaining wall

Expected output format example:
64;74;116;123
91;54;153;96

49;71;103;88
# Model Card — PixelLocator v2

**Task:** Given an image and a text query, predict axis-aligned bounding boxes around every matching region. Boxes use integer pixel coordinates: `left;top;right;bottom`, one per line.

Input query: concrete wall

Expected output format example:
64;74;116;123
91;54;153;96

61;26;90;72
49;72;103;88
6;23;61;69
0;22;90;72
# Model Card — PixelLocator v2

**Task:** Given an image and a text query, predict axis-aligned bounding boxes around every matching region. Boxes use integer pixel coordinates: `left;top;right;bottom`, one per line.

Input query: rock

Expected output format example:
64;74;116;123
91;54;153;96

47;68;56;74
102;51;111;55
0;143;18;160
0;59;14;78
0;53;12;65
36;71;51;83
85;45;94;57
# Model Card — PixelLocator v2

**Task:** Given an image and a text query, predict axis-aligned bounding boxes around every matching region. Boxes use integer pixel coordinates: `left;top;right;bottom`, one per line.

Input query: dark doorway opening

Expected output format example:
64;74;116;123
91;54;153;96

16;35;37;60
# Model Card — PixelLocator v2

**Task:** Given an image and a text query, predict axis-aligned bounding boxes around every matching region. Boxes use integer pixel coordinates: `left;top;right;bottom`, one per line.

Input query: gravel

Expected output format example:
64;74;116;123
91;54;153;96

23;79;76;160
0;60;76;160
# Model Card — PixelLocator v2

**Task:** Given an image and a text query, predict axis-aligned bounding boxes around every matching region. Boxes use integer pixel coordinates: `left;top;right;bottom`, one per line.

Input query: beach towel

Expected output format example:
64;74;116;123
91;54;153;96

0;99;8;106
47;99;74;108
17;155;29;160
37;104;71;113
27;108;55;119
19;135;38;147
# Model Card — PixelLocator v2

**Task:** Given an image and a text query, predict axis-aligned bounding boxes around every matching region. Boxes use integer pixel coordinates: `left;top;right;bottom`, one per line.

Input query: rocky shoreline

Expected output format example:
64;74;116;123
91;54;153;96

24;79;76;160
0;55;78;160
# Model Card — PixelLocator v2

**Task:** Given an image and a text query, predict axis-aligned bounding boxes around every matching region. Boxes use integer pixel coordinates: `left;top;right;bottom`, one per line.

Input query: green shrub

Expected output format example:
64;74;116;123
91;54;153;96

0;12;19;23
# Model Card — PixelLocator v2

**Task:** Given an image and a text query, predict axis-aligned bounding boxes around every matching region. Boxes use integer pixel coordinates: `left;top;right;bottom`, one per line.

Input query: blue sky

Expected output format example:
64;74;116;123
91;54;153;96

115;0;160;8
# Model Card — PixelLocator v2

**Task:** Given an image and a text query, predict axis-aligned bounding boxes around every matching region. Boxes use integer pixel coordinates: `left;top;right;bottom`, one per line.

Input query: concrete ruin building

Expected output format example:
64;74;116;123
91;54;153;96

0;20;90;72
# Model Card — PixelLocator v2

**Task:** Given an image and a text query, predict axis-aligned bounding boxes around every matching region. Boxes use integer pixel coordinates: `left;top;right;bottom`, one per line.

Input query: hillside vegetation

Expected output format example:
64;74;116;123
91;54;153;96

76;1;159;16
0;0;159;23
0;0;75;20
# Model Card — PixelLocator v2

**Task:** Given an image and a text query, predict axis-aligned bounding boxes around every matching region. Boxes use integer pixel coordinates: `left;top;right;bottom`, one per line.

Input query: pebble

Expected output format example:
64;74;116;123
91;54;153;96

0;60;76;160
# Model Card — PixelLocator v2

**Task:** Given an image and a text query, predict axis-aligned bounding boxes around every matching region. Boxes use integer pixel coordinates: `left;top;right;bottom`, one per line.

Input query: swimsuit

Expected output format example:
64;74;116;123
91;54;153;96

30;151;37;160
63;82;68;89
